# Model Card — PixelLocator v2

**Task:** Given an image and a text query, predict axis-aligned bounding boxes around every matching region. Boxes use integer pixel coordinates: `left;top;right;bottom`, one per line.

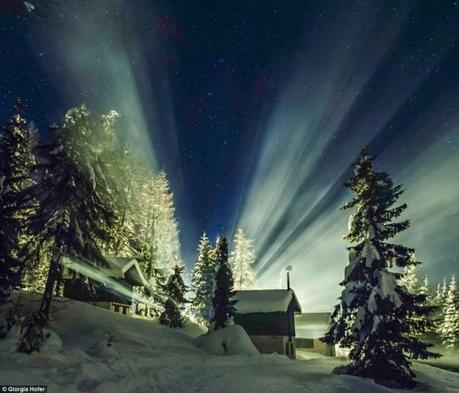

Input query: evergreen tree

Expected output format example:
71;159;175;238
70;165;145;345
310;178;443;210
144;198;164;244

418;274;430;299
323;149;438;388
0;100;37;337
27;105;118;319
229;228;256;290
435;278;448;308
104;146;145;257
108;155;181;281
98;141;182;313
0;162;19;338
407;269;437;337
211;237;237;331
440;275;459;348
159;265;187;328
190;233;218;325
400;264;419;294
154;171;181;274
434;278;449;336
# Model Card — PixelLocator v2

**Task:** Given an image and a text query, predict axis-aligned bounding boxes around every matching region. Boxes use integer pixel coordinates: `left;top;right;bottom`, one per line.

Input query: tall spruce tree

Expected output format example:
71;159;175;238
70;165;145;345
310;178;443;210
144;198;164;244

104;146;145;257
434;278;449;337
159;265;187;328
229;228;256;290
211;237;237;331
102;146;182;313
27;105;118;319
154;171;181;274
400;264;419;293
191;233;217;325
323;149;438;388
401;262;434;337
108;156;181;279
419;274;430;299
440;275;459;348
0;100;37;337
436;278;449;305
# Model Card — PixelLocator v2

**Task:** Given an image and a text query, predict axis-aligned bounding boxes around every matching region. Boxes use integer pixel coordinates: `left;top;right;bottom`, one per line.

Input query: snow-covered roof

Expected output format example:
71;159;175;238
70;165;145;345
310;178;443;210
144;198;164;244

61;255;149;288
233;289;302;314
105;257;149;287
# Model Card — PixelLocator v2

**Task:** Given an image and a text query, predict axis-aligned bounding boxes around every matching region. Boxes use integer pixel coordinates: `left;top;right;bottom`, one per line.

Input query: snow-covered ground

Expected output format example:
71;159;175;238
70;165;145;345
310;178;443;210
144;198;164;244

1;292;458;393
418;349;459;373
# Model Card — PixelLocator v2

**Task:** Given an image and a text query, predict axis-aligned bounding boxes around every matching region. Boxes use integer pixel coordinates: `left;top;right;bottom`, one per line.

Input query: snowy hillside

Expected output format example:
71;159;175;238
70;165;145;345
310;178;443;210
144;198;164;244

0;292;458;393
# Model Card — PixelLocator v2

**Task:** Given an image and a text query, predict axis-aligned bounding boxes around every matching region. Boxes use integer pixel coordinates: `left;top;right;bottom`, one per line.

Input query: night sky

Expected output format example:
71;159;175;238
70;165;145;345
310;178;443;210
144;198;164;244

1;0;459;310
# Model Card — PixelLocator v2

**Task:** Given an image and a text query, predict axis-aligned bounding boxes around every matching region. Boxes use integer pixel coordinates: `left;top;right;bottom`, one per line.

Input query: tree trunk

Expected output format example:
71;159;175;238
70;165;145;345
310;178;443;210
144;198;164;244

39;248;61;319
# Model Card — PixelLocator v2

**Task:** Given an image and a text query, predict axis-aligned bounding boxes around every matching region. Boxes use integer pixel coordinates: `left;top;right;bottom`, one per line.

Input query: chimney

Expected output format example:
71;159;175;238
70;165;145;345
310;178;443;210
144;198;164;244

285;265;293;290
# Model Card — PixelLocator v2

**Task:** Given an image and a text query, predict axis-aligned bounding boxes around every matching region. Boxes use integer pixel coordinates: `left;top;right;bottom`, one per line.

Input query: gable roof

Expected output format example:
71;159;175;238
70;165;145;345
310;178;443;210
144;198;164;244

61;255;149;288
105;256;149;287
233;289;302;314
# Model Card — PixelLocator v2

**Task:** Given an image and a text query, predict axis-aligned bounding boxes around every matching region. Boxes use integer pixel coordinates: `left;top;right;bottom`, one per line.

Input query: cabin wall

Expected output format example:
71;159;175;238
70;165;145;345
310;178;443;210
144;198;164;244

63;278;132;305
249;335;296;358
234;312;289;336
63;279;95;302
235;311;298;358
248;335;283;353
287;303;296;337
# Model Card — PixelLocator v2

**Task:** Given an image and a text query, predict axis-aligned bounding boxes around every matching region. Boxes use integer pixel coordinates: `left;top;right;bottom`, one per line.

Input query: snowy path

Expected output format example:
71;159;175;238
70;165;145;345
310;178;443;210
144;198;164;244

0;294;458;393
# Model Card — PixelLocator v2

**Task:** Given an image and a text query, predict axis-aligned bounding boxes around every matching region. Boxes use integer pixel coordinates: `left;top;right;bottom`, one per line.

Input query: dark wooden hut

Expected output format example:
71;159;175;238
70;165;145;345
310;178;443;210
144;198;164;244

233;289;302;358
61;255;151;316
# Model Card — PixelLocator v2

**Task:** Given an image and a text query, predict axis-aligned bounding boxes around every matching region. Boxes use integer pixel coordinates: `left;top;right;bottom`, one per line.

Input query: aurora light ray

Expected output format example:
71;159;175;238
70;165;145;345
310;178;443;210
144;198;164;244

28;0;178;168
234;2;459;311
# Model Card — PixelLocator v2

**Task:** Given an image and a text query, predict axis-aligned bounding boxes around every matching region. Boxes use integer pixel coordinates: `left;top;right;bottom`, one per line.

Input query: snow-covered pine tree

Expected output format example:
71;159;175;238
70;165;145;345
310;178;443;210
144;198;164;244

27;105;118;319
153;171;181;275
211;237;237;331
0;154;19;339
435;278;449;307
433;278;449;337
417;274;440;336
159;265;188;328
104;146;143;256
229;228;256;290
0;100;38;337
400;263;419;294
190;233;218;325
103;152;182;312
110;159;181;279
401;262;435;337
440;275;459;348
418;274;430;299
322;149;438;388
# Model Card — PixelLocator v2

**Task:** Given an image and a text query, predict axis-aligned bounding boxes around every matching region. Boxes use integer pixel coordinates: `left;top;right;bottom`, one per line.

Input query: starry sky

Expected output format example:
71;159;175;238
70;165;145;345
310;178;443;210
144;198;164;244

1;0;459;310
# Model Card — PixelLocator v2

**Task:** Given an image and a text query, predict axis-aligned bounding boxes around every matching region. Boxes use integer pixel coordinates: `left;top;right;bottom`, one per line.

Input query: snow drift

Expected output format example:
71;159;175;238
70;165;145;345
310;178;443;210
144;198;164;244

194;324;259;355
0;291;458;393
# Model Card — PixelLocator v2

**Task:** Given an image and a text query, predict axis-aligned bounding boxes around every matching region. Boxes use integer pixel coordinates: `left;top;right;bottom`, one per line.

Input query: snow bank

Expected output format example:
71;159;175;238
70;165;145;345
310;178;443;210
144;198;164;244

232;289;300;313
194;324;259;355
1;291;458;393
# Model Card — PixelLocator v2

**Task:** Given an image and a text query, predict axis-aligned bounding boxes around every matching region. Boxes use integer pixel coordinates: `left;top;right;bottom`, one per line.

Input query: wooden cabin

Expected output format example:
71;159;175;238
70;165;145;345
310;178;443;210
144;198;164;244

61;255;152;316
232;289;302;359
